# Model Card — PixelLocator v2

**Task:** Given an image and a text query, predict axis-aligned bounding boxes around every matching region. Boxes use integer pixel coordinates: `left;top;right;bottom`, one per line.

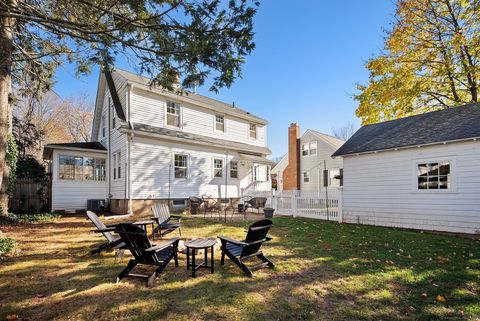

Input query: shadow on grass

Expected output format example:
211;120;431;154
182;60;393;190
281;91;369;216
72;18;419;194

0;216;478;320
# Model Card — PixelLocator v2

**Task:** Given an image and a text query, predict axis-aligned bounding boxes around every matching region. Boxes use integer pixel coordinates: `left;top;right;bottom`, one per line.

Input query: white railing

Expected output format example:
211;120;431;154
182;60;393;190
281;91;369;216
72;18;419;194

247;188;343;222
241;181;272;197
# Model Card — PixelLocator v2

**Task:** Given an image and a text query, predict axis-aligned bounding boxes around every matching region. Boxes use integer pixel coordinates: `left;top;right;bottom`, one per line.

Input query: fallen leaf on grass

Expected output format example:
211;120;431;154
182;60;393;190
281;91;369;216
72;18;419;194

436;295;446;303
6;315;19;320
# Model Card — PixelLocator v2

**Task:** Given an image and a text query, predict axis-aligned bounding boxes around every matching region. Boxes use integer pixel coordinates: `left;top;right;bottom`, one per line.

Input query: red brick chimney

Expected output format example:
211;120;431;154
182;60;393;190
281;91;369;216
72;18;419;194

282;123;300;190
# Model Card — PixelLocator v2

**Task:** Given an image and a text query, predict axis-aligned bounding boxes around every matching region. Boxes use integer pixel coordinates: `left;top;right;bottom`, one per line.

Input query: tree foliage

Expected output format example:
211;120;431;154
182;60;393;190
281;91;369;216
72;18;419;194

1;0;260;210
355;0;480;125
4;0;259;94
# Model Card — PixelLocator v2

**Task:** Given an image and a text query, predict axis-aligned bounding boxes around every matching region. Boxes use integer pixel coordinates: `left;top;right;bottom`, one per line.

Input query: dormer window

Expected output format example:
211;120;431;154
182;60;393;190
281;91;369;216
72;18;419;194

215;114;225;132
249;123;257;139
167;101;181;127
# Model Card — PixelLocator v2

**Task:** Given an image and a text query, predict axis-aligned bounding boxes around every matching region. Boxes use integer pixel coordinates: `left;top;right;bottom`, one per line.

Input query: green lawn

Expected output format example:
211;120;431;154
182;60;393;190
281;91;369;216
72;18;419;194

0;215;479;320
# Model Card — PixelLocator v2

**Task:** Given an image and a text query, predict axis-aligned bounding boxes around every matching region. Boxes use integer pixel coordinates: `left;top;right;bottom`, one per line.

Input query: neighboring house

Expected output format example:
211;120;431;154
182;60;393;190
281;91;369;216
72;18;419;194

271;123;344;192
332;103;480;235
43;68;273;214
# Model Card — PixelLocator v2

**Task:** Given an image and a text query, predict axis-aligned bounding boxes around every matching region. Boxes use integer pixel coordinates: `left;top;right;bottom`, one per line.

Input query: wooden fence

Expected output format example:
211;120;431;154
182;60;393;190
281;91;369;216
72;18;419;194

9;177;51;213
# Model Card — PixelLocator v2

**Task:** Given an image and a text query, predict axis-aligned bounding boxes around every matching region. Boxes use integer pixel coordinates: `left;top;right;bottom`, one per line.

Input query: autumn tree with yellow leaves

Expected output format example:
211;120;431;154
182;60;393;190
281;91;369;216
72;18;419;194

355;0;480;125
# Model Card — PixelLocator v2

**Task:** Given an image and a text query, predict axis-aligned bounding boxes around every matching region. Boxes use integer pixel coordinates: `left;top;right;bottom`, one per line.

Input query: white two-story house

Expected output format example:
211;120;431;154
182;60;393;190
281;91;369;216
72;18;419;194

43;68;273;214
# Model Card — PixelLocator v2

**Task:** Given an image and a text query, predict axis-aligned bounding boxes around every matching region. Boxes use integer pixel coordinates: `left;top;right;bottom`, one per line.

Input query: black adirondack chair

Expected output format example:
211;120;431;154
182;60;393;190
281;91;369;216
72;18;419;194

151;203;182;238
86;211;126;260
219;219;274;277
115;223;179;287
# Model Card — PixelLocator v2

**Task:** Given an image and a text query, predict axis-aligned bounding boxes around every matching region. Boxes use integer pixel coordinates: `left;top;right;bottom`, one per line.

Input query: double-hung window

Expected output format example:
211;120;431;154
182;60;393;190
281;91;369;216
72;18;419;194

167;101;181;127
301;144;309;156
113;152;121;180
249;123;257;139
417;162;450;190
174;154;188;179
214;159;223;178
303;171;310;183
230;161;238;178
215;114;225;132
309;142;317;156
102;115;106;138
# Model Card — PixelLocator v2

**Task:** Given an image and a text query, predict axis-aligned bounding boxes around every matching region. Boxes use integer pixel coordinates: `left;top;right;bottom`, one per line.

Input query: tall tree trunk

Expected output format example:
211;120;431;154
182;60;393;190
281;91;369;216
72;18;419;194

0;0;16;215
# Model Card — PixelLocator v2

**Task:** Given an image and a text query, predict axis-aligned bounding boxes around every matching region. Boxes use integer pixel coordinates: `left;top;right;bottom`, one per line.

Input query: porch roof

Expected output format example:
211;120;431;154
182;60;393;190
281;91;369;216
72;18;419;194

121;122;271;155
43;142;107;160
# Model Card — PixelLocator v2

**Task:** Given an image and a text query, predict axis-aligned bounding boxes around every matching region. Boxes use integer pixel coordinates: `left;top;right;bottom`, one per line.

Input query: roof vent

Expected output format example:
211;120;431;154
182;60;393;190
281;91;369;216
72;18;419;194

232;101;235;108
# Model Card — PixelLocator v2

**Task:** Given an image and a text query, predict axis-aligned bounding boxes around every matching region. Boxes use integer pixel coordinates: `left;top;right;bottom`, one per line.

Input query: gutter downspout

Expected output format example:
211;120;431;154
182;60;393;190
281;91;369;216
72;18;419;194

127;84;134;215
108;97;112;204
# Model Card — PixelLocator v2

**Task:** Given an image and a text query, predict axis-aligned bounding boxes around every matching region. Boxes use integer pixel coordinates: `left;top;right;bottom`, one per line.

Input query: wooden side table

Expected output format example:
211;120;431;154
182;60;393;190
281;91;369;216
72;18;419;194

185;238;216;278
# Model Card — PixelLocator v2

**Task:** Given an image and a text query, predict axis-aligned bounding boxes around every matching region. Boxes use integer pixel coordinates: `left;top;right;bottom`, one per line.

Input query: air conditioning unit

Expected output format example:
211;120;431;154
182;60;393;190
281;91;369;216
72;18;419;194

87;199;106;212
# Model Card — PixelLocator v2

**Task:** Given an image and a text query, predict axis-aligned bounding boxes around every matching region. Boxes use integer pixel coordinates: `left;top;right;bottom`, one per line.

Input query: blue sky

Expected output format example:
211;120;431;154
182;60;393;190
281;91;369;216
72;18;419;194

52;1;396;159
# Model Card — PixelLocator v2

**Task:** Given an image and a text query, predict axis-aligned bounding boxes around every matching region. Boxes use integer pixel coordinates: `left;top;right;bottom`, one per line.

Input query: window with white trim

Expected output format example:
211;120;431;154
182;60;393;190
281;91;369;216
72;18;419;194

249;123;257;139
301;144;309;156
59;155;105;181
214;158;223;178
215;114;225;132
113;151;121;180
303;171;310;183
102;115;106;138
174;154;188;179
166;101;181;127
230;161;238;178
309;141;317;156
417;162;450;190
172;199;187;207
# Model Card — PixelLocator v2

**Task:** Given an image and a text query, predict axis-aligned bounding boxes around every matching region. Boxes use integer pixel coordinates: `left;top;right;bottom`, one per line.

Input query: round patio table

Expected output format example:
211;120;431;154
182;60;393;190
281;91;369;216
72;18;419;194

185;238;216;278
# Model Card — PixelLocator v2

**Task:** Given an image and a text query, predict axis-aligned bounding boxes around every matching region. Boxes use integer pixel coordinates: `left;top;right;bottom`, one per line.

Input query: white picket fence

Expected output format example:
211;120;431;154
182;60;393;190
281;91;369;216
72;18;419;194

246;188;343;222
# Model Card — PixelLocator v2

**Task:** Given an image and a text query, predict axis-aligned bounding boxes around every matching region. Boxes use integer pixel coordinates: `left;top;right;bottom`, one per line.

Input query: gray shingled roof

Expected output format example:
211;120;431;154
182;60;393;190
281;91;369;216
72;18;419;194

125;122;271;155
332;103;480;157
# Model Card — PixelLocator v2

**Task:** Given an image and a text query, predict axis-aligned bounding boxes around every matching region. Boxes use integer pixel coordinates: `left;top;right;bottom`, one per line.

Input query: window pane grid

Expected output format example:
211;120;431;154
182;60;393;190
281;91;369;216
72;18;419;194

58;155;106;181
167;102;180;127
230;161;238;178
215;115;225;132
174;154;187;179
418;162;450;190
249;123;257;139
214;159;223;177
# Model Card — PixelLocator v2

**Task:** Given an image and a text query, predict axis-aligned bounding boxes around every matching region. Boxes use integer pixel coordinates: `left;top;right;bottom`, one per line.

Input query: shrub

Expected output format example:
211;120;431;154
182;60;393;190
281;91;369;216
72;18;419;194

0;212;60;225
0;237;16;256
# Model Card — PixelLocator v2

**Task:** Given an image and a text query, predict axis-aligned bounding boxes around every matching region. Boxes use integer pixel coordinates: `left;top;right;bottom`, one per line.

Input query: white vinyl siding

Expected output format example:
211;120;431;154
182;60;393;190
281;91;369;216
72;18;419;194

129;88;266;147
342;141;480;234
129;137;269;199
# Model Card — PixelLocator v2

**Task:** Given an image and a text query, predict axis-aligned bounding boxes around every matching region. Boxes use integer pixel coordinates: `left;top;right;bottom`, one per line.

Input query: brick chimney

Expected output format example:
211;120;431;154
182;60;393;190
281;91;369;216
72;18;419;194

282;123;300;190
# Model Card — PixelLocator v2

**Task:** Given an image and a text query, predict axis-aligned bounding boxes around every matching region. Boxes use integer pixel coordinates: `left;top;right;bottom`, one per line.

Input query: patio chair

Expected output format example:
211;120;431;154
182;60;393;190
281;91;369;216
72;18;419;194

86;211;126;261
114;223;179;287
219;219;275;277
202;196;220;218
245;197;267;213
151;203;182;238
